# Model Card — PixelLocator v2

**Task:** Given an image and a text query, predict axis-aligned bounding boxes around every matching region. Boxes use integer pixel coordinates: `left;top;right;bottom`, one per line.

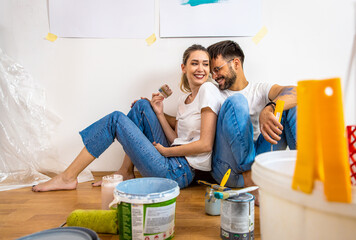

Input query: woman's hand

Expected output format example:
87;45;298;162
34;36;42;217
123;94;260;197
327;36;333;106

153;142;170;157
151;93;164;116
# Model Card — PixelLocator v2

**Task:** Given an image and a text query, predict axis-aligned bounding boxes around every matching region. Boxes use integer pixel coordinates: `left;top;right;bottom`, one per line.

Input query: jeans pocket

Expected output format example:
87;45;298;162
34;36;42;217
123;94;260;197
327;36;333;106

167;157;191;188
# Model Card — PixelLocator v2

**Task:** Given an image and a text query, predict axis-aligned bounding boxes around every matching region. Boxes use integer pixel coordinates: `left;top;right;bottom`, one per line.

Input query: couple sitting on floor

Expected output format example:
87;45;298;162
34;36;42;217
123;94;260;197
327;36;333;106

32;40;297;204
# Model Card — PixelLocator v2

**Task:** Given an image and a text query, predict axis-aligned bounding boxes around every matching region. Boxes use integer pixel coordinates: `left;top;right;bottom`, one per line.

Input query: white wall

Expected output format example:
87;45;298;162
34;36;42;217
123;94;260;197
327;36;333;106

0;0;355;171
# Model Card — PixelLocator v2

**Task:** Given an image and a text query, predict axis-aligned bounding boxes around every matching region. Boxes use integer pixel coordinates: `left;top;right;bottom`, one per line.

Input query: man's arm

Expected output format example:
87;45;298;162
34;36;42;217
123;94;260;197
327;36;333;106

259;84;297;144
268;84;297;110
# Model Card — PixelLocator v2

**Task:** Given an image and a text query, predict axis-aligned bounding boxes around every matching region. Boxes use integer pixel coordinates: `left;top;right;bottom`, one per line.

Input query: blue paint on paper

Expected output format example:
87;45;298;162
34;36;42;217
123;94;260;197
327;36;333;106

182;0;221;7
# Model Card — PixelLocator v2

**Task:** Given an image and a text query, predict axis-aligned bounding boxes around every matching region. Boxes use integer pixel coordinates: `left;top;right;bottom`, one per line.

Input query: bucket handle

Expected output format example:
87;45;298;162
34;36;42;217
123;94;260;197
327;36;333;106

109;195;121;210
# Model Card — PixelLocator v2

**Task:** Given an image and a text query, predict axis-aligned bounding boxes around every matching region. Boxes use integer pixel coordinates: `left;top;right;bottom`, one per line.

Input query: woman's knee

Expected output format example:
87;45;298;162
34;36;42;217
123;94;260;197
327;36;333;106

109;111;126;123
132;99;151;111
128;99;155;122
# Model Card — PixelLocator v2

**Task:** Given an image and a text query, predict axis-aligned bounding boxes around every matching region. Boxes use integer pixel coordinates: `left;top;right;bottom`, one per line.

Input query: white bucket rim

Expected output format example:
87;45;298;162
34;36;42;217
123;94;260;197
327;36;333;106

113;177;180;205
252;150;356;218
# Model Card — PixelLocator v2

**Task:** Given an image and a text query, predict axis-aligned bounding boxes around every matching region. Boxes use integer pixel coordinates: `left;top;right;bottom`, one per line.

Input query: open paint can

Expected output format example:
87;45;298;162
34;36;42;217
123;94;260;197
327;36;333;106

110;177;179;240
220;193;255;240
205;187;221;215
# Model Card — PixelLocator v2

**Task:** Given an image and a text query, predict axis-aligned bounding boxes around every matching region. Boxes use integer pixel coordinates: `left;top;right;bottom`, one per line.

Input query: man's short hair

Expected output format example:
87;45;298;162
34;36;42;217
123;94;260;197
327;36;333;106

207;40;245;67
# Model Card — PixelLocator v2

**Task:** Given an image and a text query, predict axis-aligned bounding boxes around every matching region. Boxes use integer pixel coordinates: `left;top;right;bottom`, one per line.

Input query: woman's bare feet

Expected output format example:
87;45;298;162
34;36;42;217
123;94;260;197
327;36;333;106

32;174;78;192
242;170;259;206
92;170;136;187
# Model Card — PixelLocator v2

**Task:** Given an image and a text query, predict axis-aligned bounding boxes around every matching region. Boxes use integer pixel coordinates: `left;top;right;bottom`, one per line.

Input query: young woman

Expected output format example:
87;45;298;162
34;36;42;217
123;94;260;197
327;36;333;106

32;44;224;191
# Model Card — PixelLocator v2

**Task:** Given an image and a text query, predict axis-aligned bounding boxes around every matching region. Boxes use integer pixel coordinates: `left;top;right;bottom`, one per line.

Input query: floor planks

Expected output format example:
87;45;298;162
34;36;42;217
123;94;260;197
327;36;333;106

0;172;260;240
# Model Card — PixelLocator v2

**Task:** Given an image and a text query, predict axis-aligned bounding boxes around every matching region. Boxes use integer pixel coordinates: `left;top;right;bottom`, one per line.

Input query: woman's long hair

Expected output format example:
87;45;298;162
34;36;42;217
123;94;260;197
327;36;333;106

180;44;210;93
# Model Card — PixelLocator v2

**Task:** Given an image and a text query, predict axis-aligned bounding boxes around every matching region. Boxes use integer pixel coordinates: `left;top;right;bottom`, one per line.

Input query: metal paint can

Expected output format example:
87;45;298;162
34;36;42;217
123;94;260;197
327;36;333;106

220;193;254;240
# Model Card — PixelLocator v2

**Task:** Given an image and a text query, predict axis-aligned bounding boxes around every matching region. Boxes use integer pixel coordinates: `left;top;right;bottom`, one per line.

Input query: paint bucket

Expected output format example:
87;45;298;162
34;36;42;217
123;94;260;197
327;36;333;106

205;187;221;215
220;193;255;240
110;177;180;240
252;150;356;240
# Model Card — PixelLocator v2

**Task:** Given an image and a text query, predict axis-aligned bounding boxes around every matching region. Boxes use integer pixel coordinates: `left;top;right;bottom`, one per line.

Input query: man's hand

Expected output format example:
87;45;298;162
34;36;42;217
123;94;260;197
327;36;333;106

259;105;283;144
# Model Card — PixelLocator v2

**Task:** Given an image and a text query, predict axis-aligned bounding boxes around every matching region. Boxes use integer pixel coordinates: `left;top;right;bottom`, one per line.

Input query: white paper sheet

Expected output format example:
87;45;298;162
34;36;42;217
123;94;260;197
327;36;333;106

160;0;262;37
49;0;155;38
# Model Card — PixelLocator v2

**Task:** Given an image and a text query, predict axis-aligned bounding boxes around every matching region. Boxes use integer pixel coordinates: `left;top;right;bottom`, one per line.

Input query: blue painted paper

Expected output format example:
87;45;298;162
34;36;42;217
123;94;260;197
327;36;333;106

182;0;221;7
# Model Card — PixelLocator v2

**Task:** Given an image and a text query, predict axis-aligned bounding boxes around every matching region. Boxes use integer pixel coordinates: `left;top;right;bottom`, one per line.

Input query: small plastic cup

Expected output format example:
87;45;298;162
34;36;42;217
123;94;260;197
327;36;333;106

101;174;123;210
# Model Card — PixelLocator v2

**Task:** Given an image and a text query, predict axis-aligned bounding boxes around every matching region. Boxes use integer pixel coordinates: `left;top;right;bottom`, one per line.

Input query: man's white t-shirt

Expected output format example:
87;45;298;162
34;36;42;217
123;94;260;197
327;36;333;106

172;82;224;171
220;82;273;141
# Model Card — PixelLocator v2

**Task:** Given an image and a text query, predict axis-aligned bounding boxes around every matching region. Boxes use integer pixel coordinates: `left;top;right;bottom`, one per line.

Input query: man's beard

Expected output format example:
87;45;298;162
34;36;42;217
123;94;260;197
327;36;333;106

218;66;236;90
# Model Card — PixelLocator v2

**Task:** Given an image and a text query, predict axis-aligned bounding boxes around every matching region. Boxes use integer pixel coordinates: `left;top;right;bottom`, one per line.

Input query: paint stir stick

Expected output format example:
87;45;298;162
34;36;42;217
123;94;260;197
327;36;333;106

271;100;285;151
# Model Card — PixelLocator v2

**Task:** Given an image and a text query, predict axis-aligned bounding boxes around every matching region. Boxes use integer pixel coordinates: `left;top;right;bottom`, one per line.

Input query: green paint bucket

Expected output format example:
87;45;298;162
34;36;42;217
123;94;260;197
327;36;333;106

110;177;180;240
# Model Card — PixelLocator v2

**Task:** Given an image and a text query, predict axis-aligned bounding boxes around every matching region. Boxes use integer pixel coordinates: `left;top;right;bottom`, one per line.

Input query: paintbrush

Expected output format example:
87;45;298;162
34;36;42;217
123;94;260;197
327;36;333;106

220;169;231;187
197;180;231;192
214;186;259;200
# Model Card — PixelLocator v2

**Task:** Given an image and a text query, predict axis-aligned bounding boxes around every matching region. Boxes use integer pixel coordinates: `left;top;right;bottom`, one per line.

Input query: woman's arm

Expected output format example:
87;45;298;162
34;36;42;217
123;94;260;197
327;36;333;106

154;107;217;157
151;93;178;144
164;114;176;129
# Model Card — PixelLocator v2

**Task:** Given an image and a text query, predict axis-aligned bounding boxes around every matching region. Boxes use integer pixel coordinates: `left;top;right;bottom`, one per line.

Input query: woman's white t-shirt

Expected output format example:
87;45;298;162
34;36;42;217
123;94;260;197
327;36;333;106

171;82;224;171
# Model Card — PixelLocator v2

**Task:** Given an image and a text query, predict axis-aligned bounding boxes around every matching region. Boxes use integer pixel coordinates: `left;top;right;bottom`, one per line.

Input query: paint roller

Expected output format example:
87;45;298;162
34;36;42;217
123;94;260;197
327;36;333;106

65;209;118;234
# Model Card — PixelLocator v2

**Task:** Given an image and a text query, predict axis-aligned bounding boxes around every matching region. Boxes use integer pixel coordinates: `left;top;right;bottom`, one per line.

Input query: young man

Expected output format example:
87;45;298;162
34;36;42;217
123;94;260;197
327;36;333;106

207;40;297;204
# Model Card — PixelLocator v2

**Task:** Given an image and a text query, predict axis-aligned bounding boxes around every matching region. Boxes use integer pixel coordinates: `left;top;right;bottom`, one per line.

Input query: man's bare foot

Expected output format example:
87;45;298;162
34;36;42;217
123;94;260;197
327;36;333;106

242;170;259;206
92;170;135;187
32;174;78;192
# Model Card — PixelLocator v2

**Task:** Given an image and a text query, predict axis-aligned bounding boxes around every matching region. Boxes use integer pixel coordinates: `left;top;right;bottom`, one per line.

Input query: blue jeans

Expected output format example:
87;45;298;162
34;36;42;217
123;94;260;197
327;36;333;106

211;94;296;187
79;99;195;188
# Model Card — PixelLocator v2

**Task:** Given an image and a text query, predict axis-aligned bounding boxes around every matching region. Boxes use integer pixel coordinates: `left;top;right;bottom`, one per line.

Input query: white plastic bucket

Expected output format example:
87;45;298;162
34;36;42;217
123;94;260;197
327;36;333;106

110;177;180;240
252;150;356;240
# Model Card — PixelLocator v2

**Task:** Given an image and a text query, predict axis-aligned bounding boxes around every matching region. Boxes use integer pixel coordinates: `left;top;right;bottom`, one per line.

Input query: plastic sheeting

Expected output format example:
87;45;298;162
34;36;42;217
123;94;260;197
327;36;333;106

0;48;93;191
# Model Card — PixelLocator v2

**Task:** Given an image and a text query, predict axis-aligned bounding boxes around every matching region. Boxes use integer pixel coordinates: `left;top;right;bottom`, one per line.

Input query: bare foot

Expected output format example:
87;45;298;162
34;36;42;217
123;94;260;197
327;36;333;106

32;174;78;192
242;170;259;206
92;170;135;187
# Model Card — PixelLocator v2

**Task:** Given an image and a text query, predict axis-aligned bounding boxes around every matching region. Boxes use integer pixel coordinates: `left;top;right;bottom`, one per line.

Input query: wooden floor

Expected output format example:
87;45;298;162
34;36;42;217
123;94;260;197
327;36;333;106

0;172;260;240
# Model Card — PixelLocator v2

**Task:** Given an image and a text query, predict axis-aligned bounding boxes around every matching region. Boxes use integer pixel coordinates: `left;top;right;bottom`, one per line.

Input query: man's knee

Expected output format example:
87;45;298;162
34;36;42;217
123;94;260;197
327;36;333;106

284;106;297;149
221;94;249;117
282;106;297;130
219;94;250;128
225;94;248;108
287;106;297;117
